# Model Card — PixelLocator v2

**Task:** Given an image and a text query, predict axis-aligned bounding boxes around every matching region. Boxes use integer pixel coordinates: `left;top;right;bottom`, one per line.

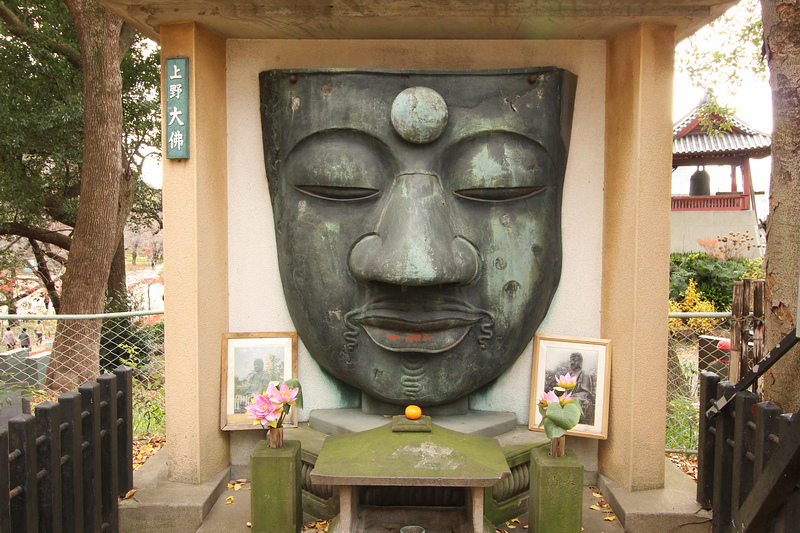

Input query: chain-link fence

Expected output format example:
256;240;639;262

668;311;734;454
0;311;165;439
0;309;744;455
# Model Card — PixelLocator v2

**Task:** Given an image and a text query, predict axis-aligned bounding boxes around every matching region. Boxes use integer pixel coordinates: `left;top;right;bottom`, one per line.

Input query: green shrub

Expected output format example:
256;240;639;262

670;252;764;311
666;395;699;451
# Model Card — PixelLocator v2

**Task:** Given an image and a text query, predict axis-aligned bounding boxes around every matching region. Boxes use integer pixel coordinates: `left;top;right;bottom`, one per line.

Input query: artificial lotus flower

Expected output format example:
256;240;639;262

246;379;304;430
267;381;299;406
538;388;583;440
246;393;284;427
559;391;574;406
555;372;577;390
538;390;559;409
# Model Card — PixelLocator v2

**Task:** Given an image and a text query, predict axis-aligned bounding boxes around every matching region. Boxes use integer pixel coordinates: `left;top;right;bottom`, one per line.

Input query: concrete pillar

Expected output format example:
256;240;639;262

160;22;230;484
599;22;675;491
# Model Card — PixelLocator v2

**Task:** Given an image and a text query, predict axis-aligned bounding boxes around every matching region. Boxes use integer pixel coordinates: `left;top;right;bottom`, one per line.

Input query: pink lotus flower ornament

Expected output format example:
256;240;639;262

556;372;577;390
559;391;575;406
245;378;303;431
267;381;299;406
246;393;284;428
538;390;559;409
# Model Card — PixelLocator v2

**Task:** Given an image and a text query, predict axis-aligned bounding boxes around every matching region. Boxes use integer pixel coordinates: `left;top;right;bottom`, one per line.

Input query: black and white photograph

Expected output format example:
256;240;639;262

220;332;297;430
529;334;611;439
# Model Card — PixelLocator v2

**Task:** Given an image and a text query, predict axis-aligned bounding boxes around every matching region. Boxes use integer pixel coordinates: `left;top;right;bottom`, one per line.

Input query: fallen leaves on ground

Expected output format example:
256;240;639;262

588;486;617;523
228;479;250;491
133;434;166;471
667;452;698;481
302;518;330;532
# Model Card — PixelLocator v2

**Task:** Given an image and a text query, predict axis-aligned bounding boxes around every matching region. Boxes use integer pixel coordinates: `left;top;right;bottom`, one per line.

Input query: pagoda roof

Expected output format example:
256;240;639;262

673;101;771;165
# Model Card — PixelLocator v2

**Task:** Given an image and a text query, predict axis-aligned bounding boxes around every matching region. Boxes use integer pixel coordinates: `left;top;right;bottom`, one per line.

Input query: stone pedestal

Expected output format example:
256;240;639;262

529;445;583;533
250;440;302;533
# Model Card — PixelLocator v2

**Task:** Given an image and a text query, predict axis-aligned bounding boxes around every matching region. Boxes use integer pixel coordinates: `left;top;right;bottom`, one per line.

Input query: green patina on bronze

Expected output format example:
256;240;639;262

261;68;576;408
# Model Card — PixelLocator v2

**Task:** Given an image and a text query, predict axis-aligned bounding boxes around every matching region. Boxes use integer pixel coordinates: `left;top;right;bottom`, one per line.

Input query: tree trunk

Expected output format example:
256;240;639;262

47;0;127;392
107;237;128;311
761;0;800;412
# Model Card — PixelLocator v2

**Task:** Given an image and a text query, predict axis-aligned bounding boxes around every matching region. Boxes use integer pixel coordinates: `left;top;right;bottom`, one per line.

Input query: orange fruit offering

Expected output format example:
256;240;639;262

405;405;422;420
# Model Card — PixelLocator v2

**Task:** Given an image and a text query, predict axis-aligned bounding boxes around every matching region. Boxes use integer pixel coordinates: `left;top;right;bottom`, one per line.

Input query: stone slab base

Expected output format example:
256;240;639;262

598;458;712;532
119;446;229;533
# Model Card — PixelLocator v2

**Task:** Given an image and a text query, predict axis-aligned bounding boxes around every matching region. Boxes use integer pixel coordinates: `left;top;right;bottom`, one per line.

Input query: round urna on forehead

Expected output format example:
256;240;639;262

260;68;576;408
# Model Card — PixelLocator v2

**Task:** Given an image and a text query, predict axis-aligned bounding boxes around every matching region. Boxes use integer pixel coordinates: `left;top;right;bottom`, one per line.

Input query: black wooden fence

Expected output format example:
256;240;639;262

698;371;800;533
0;366;133;532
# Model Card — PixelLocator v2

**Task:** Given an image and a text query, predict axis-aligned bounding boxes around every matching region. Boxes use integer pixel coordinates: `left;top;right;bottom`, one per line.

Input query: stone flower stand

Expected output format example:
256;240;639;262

250;437;302;533
528;443;583;533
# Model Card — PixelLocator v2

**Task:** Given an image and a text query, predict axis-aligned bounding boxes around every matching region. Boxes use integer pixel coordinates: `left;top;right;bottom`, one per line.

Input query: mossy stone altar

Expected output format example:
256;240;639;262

310;415;510;533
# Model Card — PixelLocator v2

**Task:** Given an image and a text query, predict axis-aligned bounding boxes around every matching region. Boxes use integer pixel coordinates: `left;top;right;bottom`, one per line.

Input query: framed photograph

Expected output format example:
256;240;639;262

528;334;611;439
220;332;298;431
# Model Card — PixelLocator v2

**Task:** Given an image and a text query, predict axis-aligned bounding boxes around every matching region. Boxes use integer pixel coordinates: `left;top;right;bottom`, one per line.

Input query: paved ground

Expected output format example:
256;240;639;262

197;482;625;532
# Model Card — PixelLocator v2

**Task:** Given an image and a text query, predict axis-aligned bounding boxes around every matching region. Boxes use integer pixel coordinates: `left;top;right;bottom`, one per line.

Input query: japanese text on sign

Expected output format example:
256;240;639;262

166;57;189;159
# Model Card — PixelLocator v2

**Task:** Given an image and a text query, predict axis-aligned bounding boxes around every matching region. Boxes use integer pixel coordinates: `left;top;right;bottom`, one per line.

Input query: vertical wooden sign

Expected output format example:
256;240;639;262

165;57;189;159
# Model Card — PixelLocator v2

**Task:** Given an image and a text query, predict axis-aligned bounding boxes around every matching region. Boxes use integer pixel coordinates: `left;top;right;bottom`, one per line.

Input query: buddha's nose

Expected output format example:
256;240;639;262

349;172;480;286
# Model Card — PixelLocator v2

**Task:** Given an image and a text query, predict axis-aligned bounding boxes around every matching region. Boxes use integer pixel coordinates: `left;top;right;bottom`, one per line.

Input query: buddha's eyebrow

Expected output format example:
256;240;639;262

285;127;388;159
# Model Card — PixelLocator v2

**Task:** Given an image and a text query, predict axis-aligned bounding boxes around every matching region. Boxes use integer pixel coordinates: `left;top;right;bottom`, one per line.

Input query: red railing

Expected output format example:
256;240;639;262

671;194;749;211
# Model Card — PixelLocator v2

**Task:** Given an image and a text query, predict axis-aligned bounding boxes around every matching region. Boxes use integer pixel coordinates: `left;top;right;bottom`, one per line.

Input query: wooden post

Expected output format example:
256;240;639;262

752;280;765;394
0;428;9;533
58;391;84;533
35;401;63;533
741;279;753;380
98;373;119;531
269;427;284;449
731;391;758;514
549;436;566;458
9;414;37;533
730;281;744;384
114;366;133;495
79;382;102;531
697;372;721;509
713;381;737;533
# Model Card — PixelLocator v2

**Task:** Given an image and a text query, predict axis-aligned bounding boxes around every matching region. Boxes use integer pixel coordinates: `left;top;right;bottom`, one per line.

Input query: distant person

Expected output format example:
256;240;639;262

2;327;18;350
34;321;44;345
19;328;30;349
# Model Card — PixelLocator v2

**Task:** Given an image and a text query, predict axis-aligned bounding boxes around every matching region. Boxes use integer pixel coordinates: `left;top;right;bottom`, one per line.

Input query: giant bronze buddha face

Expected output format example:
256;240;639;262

261;69;575;409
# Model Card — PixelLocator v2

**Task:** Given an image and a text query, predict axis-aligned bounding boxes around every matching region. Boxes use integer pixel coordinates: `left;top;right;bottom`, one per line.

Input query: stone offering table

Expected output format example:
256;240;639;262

310;415;510;533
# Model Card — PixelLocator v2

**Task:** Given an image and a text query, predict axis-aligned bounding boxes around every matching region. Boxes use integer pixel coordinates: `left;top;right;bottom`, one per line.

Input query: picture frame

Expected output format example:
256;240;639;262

220;332;298;431
528;334;611;439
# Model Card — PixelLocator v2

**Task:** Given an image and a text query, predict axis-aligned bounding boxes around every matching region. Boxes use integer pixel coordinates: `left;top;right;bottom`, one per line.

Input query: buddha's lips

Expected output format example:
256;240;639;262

355;311;482;353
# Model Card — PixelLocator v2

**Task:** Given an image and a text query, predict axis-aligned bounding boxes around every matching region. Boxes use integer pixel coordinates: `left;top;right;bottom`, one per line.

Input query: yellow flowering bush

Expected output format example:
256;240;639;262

669;279;722;335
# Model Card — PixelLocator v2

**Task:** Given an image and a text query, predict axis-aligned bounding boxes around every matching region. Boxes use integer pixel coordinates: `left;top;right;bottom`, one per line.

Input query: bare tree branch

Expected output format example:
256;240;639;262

0;0;83;69
44;250;67;266
0;223;71;250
